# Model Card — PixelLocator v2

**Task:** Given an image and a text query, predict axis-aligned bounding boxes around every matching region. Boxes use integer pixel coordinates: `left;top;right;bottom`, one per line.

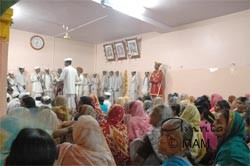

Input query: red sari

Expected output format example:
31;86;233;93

102;104;129;165
150;69;164;97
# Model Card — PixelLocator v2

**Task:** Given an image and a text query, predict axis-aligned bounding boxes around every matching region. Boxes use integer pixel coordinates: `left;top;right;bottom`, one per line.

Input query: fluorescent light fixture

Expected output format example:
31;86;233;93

93;0;146;17
208;67;218;72
63;32;71;39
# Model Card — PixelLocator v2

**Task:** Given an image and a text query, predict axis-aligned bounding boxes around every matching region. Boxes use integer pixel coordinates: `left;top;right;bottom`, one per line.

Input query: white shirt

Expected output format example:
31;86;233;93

114;75;123;91
31;73;43;93
42;73;53;91
16;72;26;86
108;76;116;92
102;75;109;91
58;65;77;94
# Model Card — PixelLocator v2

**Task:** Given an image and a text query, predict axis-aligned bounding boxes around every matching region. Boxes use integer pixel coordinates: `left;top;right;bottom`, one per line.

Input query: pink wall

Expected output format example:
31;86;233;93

8;29;96;91
95;10;250;98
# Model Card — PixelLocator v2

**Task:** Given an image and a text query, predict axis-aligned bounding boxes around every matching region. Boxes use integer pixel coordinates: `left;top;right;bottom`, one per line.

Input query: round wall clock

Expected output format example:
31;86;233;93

30;35;44;50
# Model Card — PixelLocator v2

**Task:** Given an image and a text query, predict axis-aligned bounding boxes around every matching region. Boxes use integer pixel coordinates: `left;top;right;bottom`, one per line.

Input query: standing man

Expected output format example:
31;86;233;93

129;71;139;101
150;62;164;99
108;71;115;104
75;67;83;99
114;71;123;101
31;67;43;98
101;71;109;96
54;68;63;97
90;73;99;95
15;66;26;93
57;58;78;112
142;72;150;96
42;68;53;98
82;73;90;96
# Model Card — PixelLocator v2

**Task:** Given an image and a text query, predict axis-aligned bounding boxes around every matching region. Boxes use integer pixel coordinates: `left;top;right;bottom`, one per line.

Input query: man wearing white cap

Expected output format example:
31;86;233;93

90;73;99;95
57;58;78;112
42;68;53;98
114;71;123;100
31;67;44;98
15;66;26;93
129;71;139;101
82;73;90;96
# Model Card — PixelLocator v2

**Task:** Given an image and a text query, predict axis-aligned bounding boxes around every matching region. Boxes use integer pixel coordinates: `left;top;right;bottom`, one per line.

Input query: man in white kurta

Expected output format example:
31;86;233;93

108;71;116;104
57;58;78;112
142;72;150;96
91;73;99;95
42;68;53;98
82;73;90;96
7;73;19;94
31;67;43;98
15;66;26;93
114;71;123;101
129;71;139;101
75;68;83;99
101;71;109;96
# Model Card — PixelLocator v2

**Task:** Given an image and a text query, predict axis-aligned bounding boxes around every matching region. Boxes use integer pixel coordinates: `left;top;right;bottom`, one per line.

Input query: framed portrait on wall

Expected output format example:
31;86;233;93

104;44;115;61
126;38;140;58
114;41;127;60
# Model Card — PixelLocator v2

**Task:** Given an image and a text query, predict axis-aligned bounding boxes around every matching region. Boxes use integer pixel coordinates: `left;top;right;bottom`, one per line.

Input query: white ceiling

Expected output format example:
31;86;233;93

11;0;250;44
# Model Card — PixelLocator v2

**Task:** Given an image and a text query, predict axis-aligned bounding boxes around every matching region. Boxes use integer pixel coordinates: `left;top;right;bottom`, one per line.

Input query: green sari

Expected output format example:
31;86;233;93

214;111;250;165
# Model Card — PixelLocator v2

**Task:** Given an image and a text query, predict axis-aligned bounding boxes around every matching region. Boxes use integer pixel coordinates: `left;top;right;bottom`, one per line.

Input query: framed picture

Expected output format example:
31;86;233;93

104;44;115;61
126;38;140;58
114;41;127;60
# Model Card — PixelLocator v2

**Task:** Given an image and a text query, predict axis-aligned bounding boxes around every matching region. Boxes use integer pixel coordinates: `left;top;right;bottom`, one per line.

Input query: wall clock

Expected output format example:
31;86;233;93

30;35;44;50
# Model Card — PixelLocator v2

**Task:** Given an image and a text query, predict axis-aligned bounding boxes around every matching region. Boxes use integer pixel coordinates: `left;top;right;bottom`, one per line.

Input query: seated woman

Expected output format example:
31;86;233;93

215;100;230;113
210;94;223;114
196;104;217;165
128;100;152;141
102;104;129;165
213;109;250;165
57;116;116;165
158;118;193;166
6;128;56;165
76;104;97;120
235;97;249;116
8;96;59;135
133;104;173;165
179;104;206;163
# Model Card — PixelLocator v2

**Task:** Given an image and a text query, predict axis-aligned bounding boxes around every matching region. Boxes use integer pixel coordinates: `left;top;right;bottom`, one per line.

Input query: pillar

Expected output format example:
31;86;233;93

0;9;13;116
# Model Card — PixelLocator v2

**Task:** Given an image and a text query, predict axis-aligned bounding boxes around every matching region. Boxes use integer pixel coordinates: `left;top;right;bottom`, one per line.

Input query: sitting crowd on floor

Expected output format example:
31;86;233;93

1;92;250;166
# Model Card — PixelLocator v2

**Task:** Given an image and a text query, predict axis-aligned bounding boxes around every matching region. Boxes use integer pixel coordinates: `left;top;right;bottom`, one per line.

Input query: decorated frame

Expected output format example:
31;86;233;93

104;44;115;61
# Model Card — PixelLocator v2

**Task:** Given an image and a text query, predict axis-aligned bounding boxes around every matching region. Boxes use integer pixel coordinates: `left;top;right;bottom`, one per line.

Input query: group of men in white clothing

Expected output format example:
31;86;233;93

7;58;152;113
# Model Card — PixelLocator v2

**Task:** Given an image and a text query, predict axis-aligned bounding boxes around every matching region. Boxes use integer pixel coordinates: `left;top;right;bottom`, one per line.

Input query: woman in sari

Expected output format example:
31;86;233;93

89;94;105;125
180;104;206;163
213;109;250;165
57;116;116;165
102;104;129;165
210;94;223;114
128;100;153;141
77;104;97;120
133;104;173;165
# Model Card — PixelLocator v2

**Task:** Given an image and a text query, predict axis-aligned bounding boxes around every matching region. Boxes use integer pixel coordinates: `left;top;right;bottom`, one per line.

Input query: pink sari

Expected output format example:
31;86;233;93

210;94;223;113
128;100;152;141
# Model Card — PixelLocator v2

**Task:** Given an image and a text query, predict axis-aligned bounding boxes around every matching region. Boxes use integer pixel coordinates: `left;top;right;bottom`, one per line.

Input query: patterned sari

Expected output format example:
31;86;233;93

102;104;129;165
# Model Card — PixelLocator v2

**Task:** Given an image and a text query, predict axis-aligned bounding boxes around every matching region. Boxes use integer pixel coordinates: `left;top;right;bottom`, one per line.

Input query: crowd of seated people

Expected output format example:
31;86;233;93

1;92;250;165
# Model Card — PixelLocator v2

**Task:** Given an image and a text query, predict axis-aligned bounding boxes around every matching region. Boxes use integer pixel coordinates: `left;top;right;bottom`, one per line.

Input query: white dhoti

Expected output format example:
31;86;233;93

64;94;76;111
